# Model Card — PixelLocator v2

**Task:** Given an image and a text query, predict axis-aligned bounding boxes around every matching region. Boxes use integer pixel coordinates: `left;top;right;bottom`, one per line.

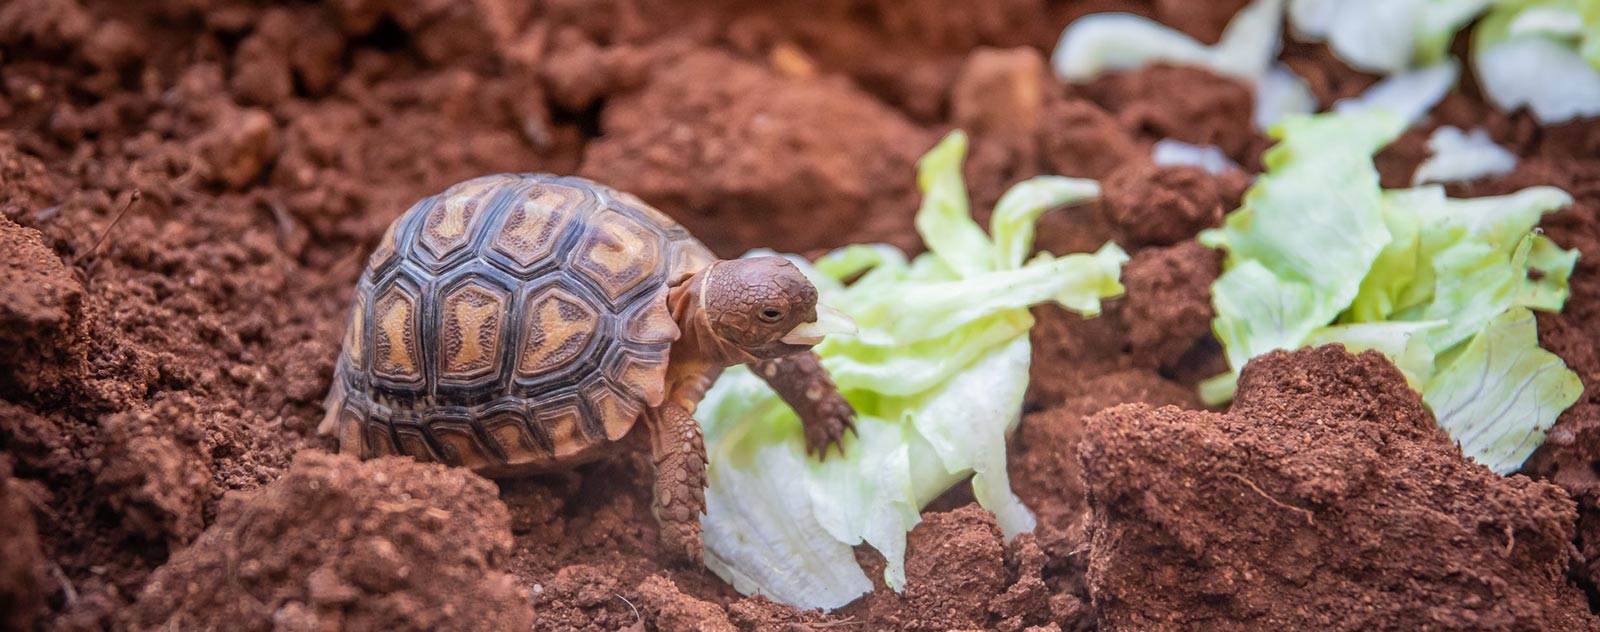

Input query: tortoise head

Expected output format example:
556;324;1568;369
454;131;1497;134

700;256;856;360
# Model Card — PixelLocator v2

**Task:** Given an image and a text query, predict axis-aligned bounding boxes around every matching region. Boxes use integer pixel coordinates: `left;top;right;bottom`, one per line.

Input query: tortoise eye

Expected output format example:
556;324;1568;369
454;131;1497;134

759;308;783;322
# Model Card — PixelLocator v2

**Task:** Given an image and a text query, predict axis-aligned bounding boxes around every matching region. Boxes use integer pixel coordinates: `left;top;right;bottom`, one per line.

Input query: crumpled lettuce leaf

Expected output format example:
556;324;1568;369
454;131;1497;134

1052;0;1315;131
1200;111;1402;377
1332;61;1461;126
1203;111;1581;475
1412;126;1520;185
1474;0;1600;123
1289;0;1491;74
1052;0;1455;131
699;131;1127;610
1050;0;1284;81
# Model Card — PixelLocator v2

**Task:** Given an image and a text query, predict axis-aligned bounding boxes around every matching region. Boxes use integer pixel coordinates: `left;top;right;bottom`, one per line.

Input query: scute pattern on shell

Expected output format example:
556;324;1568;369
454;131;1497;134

330;173;715;475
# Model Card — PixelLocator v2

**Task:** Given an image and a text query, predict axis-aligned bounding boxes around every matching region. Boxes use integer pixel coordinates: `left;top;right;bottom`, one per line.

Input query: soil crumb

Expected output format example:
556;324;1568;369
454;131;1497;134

952;46;1048;151
1112;241;1224;378
1098;161;1245;249
1037;98;1140;181
129;452;533;631
1081;345;1599;631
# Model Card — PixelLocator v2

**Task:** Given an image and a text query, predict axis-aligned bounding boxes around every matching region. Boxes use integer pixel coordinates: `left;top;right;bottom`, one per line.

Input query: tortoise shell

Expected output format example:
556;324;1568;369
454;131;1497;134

328;173;716;475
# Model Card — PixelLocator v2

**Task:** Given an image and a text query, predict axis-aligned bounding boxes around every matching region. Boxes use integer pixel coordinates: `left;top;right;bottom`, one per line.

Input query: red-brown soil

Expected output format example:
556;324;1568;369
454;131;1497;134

129;451;534;630
1083;346;1597;631
1;0;1598;631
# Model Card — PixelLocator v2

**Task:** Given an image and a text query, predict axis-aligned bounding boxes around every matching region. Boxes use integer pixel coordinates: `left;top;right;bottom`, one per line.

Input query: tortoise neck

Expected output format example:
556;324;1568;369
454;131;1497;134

667;263;758;370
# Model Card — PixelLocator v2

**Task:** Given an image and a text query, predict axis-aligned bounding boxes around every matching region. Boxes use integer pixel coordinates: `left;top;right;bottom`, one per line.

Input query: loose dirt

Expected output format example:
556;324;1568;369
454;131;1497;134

1;0;1598;630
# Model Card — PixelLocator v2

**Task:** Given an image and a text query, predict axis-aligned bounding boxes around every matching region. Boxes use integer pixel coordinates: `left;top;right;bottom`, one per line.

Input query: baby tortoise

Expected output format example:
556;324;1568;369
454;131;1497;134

321;173;858;560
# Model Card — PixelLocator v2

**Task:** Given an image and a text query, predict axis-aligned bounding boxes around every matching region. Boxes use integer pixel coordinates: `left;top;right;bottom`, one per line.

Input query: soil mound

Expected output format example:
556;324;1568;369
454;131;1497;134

579;48;930;255
129;451;532;631
1081;345;1598;631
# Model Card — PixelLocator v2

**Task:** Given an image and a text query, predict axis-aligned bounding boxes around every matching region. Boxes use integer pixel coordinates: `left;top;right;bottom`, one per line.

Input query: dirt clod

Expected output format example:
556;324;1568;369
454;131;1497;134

0;214;85;400
1113;241;1223;377
1081;346;1599;631
1099;162;1242;248
129;452;533;631
902;505;1008;631
195;106;279;190
636;574;737;632
94;396;213;548
1083;64;1261;162
1037;99;1140;180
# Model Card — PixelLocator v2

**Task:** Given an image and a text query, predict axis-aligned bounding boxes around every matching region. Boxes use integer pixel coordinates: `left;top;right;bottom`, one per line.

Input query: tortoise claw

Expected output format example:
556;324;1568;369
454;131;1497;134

804;406;857;461
660;519;704;564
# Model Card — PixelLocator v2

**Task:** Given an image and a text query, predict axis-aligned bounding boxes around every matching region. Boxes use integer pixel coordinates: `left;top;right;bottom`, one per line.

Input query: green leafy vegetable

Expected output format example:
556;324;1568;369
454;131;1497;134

1332;61;1461;126
1412;126;1520;185
1289;0;1491;74
1203;111;1581;475
1474;0;1600;123
698;131;1127;610
1050;0;1319;131
1199;111;1402;383
1423;308;1584;472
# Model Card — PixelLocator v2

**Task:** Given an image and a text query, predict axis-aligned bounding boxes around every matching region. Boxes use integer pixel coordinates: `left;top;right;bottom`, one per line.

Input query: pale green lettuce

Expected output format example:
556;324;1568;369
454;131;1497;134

698;131;1127;610
1289;0;1491;73
1412;126;1520;185
1332;61;1462;126
1203;111;1581;475
1199;111;1402;380
1474;0;1600;123
1051;0;1462;132
1424;308;1583;472
1050;0;1319;131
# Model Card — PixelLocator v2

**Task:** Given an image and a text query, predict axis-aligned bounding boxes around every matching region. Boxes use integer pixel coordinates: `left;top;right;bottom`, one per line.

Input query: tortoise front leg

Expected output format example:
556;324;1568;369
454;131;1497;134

750;351;857;459
644;401;708;563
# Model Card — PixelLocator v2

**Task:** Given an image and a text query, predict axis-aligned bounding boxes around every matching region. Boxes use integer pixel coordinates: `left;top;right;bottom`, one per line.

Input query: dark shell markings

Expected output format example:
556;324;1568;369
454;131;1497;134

328;174;713;475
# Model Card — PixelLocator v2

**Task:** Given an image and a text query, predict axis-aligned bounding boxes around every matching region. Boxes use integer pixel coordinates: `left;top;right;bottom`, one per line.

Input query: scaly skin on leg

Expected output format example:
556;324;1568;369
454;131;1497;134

749;351;857;459
645;402;708;562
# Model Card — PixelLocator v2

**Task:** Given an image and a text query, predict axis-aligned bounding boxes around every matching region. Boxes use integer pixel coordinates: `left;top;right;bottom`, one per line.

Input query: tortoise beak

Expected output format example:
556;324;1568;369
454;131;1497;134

781;304;857;346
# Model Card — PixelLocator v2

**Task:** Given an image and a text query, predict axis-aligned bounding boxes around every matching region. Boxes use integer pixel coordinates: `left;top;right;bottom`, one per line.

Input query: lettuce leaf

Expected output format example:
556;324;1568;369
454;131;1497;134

1200;111;1402;379
1289;0;1491;74
1203;111;1582;475
698;131;1127;610
1052;0;1455;131
1473;0;1600;123
1332;61;1460;126
1423;307;1584;473
1051;0;1310;130
1412;126;1520;185
1152;139;1242;174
